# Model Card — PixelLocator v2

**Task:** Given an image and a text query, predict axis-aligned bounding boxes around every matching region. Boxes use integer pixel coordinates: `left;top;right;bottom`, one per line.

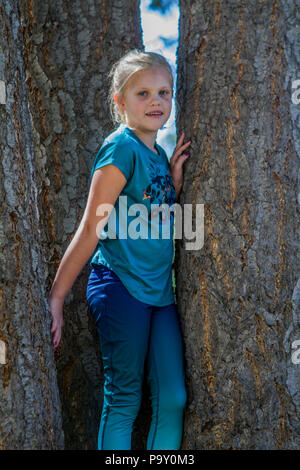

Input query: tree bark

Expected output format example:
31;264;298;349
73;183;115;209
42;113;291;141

0;1;64;450
176;0;300;449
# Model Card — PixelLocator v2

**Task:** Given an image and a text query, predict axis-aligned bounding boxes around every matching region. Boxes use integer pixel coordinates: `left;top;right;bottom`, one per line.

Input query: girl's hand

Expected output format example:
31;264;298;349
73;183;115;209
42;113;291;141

49;295;64;351
170;131;191;198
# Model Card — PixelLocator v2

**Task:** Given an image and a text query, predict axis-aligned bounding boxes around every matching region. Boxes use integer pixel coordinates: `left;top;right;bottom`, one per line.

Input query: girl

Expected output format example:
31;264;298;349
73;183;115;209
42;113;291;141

49;49;191;450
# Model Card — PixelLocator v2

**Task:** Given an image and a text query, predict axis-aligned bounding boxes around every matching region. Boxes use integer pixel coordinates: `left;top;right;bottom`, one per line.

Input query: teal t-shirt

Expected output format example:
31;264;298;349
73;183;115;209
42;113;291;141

88;123;177;307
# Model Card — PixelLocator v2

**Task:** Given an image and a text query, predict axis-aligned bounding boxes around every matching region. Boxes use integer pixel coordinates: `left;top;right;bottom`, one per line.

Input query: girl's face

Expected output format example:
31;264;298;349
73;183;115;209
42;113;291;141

116;66;173;133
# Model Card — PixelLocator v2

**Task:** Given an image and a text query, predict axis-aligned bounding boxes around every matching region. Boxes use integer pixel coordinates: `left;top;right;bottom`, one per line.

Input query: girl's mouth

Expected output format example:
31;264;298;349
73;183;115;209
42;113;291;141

145;113;163;119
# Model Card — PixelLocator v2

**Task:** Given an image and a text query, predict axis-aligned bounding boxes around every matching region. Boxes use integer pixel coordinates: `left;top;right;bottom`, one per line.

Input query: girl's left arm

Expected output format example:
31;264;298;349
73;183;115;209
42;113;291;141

169;132;191;201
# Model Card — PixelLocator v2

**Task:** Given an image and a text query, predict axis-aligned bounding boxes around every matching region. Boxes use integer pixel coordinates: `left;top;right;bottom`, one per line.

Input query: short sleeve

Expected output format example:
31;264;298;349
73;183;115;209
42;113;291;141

91;139;135;182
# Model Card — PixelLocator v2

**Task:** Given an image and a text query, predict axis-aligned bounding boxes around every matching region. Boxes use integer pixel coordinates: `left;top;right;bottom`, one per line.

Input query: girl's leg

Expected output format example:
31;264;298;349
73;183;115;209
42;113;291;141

86;266;152;450
146;303;187;450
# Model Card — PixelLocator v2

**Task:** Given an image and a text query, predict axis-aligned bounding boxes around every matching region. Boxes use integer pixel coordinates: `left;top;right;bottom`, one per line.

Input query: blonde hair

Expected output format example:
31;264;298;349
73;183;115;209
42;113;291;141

107;49;175;126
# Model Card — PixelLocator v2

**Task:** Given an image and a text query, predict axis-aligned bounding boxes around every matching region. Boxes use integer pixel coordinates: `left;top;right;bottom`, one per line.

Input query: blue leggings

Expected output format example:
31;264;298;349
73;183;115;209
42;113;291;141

86;264;187;450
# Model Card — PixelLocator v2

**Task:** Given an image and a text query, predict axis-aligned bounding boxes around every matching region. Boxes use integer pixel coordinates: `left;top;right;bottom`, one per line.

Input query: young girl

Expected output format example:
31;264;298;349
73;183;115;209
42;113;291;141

49;49;191;450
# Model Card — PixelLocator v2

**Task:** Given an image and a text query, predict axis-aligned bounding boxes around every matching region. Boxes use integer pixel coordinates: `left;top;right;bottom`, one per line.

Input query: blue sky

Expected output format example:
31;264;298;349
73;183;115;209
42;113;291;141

140;0;179;158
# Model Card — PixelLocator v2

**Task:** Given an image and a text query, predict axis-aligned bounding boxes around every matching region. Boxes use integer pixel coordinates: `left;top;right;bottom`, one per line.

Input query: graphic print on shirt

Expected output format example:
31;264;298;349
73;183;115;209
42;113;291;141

142;160;176;205
142;160;177;224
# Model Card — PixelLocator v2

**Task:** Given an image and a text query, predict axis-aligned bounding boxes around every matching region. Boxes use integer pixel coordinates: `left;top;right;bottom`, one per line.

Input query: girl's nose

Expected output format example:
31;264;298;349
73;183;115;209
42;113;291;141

151;95;163;103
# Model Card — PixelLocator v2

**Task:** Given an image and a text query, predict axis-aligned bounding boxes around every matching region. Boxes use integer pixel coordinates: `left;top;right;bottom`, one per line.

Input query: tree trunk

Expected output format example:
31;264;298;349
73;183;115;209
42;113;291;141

0;0;147;450
0;1;64;450
176;0;300;449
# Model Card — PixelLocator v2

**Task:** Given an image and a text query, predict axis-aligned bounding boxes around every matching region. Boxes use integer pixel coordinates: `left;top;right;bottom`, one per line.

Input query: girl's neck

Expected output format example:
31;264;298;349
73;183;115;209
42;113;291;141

125;124;158;154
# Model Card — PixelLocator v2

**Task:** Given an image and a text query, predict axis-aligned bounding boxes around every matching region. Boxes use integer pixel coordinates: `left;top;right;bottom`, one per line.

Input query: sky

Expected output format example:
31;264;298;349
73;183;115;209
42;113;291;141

140;0;179;158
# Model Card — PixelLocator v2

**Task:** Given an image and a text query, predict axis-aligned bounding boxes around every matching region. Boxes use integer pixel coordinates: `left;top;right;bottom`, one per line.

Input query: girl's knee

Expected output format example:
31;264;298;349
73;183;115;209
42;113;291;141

161;385;187;411
174;386;187;410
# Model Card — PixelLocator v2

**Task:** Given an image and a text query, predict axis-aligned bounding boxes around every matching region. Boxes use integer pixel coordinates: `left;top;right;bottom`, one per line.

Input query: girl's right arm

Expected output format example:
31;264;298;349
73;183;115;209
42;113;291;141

49;164;127;350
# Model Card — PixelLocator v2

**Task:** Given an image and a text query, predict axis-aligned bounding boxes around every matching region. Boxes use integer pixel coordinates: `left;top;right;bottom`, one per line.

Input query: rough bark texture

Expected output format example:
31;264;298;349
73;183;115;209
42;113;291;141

175;0;300;449
1;0;151;450
0;1;64;450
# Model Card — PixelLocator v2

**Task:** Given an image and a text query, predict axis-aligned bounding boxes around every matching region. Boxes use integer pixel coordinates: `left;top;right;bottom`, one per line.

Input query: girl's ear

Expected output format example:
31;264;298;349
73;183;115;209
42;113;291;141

114;93;125;109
